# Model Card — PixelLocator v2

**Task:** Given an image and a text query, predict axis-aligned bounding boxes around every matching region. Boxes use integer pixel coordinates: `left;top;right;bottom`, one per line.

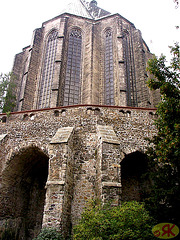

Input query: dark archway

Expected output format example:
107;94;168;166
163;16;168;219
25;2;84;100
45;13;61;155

0;146;49;239
121;151;147;202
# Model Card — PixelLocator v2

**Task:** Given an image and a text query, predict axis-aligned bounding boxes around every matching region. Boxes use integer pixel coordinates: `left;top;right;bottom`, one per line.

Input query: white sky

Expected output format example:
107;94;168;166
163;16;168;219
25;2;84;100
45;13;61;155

0;0;179;73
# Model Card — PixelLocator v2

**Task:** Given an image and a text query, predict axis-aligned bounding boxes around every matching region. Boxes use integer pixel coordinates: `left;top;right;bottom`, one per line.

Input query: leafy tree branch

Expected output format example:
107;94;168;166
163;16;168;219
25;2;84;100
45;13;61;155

144;42;180;225
0;72;16;113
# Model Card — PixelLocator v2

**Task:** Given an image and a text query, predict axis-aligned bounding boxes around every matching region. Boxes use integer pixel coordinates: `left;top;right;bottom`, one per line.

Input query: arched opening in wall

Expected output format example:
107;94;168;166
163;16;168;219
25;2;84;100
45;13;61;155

0;146;49;240
61;109;66;116
94;108;100;115
1;116;7;123
54;110;59;117
86;107;93;115
30;113;35;120
126;110;131;117
120;151;147;202
119;109;125;116
23;114;29;121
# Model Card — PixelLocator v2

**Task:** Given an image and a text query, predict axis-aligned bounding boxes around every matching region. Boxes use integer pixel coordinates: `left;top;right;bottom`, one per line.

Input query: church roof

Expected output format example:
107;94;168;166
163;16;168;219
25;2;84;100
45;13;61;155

60;0;111;19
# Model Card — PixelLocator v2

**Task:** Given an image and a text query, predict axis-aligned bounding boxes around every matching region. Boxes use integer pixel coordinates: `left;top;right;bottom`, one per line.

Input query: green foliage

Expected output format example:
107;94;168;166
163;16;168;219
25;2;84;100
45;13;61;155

0;72;16;113
33;228;63;240
145;43;180;224
73;200;155;240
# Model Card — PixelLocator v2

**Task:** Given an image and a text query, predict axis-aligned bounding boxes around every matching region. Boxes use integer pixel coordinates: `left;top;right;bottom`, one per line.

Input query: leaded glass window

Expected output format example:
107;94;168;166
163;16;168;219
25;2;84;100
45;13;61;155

64;29;82;106
104;29;114;105
38;30;58;108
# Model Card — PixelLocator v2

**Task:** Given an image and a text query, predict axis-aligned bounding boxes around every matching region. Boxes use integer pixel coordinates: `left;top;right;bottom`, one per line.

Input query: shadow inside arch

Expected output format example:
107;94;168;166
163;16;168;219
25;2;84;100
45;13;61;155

120;151;148;202
0;145;49;239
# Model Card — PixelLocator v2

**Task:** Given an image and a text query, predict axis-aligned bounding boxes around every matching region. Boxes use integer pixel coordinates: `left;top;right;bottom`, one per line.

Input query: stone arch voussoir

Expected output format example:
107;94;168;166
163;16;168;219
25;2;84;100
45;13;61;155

121;147;145;158
4;142;49;168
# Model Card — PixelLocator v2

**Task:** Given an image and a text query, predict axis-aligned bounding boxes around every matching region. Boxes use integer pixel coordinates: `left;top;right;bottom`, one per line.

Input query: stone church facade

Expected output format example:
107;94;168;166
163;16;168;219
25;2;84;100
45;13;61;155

0;0;160;239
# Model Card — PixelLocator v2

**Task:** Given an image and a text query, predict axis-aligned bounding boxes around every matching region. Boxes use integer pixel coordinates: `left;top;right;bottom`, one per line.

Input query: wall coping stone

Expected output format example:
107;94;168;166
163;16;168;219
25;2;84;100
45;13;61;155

102;182;122;187
97;125;120;145
46;181;65;186
50;127;74;144
0;105;157;116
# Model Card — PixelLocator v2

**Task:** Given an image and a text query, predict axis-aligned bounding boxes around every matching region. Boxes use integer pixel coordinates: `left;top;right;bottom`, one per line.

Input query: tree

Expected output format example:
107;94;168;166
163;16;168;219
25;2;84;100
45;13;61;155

144;42;180;225
73;201;155;240
0;72;16;113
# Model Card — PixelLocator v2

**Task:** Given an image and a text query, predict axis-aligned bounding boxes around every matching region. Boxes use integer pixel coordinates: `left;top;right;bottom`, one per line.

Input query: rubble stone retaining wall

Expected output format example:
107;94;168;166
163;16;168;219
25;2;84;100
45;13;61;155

0;105;157;239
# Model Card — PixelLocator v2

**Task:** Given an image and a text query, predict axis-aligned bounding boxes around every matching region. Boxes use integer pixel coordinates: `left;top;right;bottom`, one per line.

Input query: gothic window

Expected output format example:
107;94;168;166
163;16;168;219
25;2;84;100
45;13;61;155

38;30;58;108
64;29;82;106
104;29;114;105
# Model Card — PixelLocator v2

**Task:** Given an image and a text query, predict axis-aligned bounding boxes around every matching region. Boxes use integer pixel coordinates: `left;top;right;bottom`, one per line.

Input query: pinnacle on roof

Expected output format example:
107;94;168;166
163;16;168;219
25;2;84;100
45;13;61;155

60;0;111;19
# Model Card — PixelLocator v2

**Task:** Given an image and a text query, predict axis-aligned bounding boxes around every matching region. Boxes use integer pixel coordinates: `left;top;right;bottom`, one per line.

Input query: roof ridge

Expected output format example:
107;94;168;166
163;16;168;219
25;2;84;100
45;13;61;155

80;0;94;18
60;0;93;19
60;0;111;20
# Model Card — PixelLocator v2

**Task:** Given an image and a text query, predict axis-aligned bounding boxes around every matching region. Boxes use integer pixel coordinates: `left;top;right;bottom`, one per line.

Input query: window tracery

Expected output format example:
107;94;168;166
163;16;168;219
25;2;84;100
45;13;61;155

38;30;58;108
64;29;82;106
104;29;114;105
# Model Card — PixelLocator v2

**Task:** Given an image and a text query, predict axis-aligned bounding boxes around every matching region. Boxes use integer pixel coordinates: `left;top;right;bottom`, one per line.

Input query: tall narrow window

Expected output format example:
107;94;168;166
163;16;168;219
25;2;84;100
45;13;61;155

64;29;82;106
38;30;58;108
104;29;114;105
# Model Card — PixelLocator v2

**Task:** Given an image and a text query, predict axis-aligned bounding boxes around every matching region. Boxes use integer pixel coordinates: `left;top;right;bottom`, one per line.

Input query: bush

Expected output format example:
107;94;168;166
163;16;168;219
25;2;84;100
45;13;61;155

73;201;156;240
33;228;63;240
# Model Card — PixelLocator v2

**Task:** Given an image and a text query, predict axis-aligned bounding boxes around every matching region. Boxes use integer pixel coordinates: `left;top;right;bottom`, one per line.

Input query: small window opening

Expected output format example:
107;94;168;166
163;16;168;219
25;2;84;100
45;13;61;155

126;110;131;117
86;108;93;115
30;114;35;120
94;108;100;115
2;116;7;123
119;110;125;116
54;110;59;117
23;114;28;121
61;109;66;116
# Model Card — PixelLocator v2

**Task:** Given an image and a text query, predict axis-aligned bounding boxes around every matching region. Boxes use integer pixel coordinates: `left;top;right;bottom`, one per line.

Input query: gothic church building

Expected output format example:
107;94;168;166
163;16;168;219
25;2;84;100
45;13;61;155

0;1;160;239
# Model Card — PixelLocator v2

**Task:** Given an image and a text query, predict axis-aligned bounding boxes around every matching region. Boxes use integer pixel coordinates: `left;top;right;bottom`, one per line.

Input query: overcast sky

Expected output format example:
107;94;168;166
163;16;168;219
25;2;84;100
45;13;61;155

0;0;179;73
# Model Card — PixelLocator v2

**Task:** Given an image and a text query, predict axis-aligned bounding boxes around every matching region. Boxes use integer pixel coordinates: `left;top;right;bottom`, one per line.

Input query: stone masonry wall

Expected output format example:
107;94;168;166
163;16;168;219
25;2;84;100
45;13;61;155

0;105;157;238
